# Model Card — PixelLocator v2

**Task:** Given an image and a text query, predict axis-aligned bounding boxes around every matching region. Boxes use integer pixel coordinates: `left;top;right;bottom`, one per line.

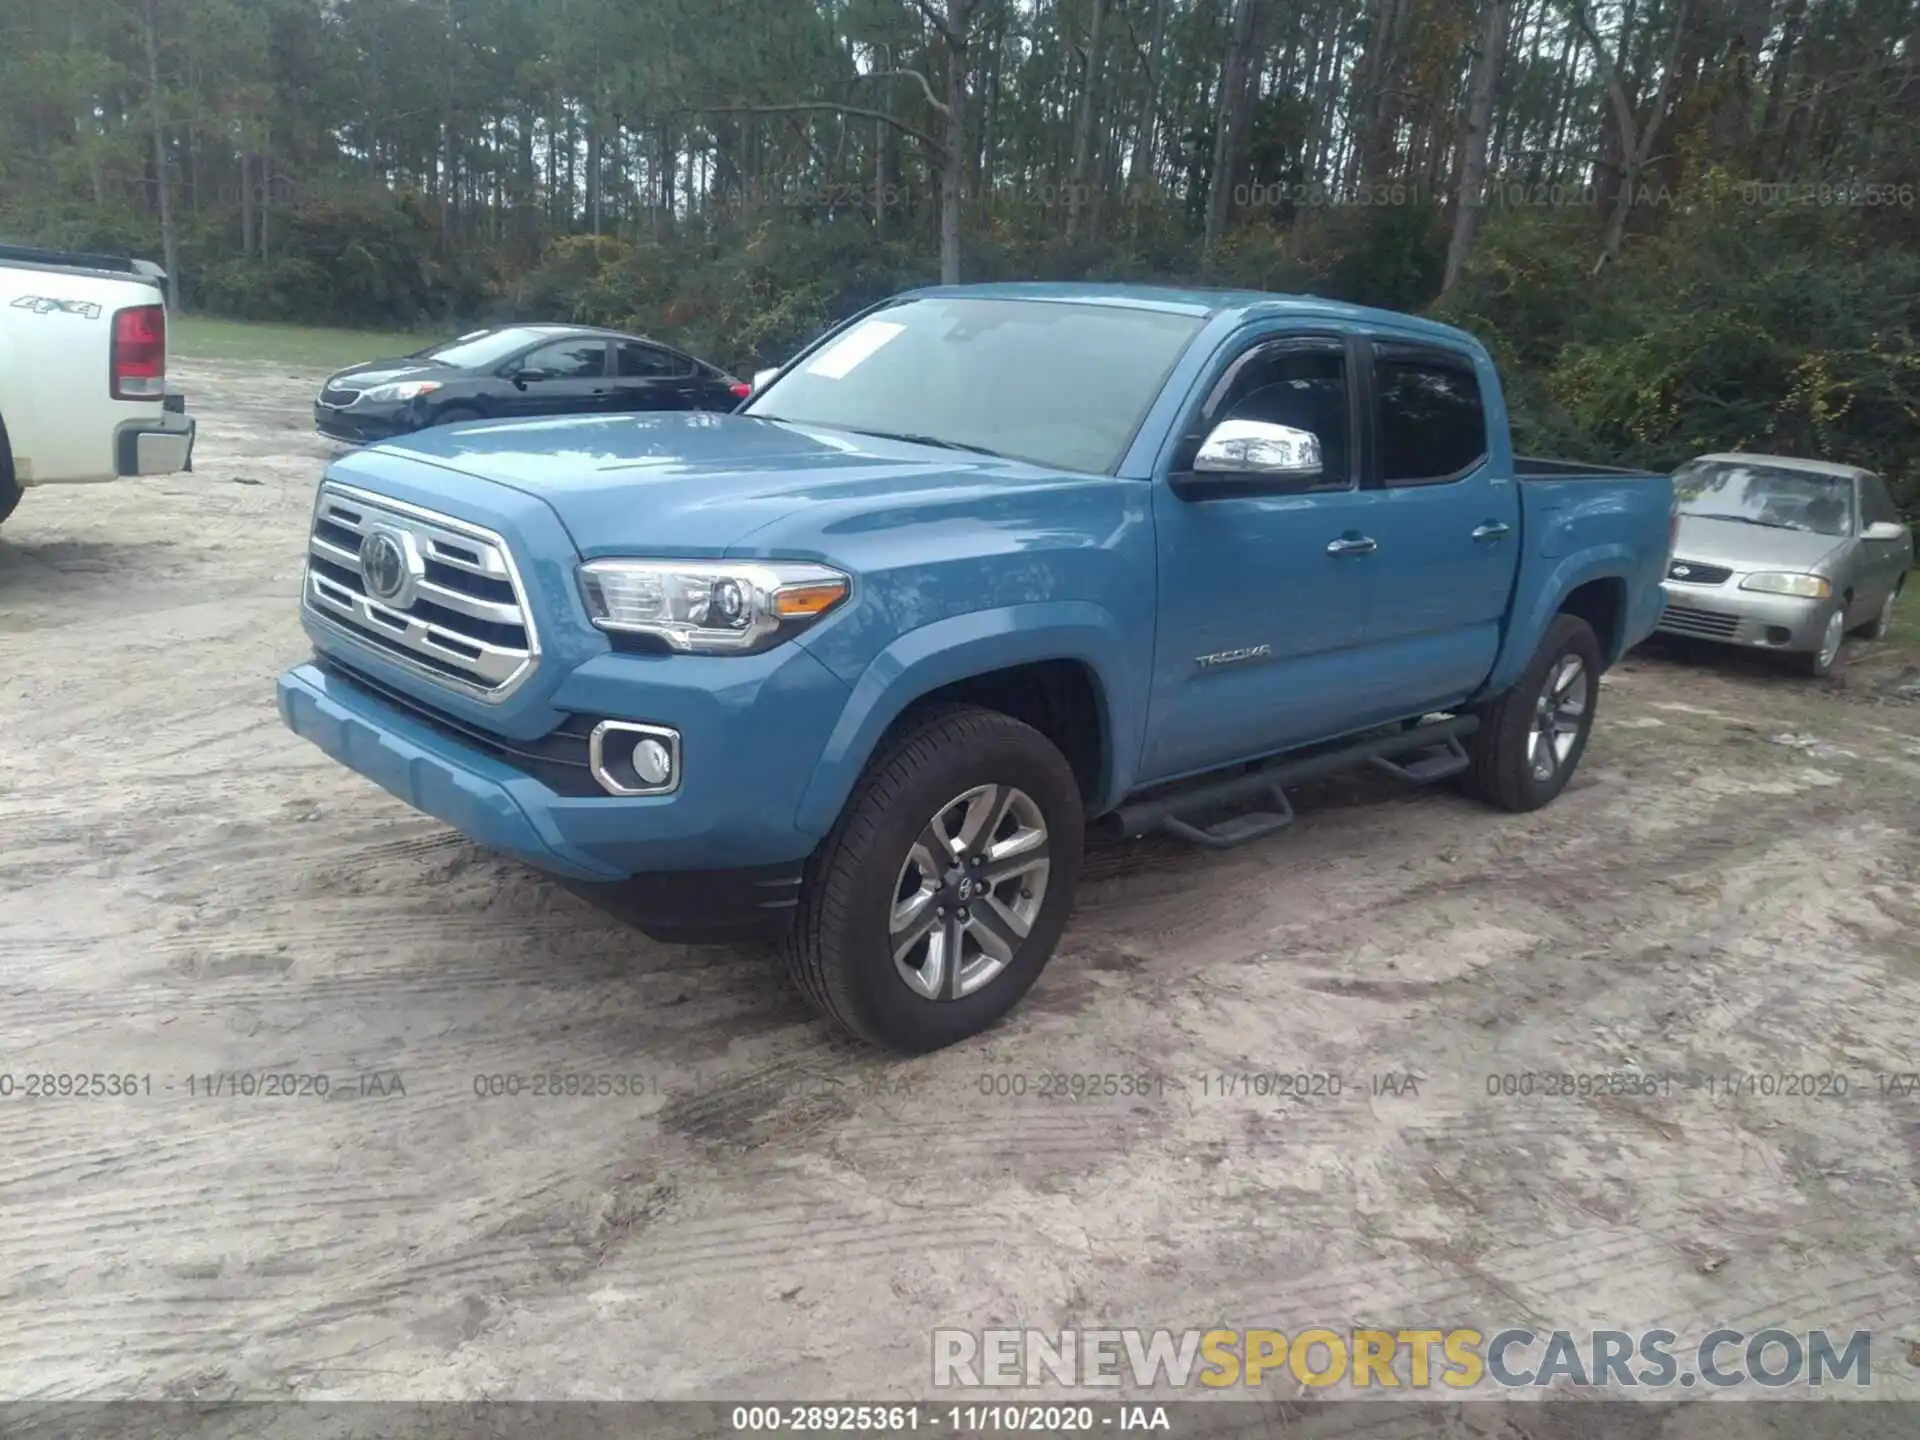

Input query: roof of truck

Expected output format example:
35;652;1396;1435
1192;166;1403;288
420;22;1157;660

897;281;1480;348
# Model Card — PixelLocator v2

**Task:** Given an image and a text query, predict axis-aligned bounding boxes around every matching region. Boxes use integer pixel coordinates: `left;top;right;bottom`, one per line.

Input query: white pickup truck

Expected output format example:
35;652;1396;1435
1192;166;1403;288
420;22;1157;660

0;244;197;530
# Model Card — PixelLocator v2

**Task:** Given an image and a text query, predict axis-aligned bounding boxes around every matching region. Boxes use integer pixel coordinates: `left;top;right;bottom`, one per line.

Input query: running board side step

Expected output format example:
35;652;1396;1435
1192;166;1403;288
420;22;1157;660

1110;715;1480;851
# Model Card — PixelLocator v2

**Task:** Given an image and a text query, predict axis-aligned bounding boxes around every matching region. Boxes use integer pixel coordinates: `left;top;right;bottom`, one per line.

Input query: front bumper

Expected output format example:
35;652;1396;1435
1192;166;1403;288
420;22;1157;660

314;401;412;445
114;405;196;476
276;659;822;938
1655;582;1829;652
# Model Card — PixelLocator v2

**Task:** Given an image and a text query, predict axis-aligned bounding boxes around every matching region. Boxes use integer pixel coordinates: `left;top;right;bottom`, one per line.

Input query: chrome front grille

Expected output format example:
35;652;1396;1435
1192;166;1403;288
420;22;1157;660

302;482;539;701
319;384;359;408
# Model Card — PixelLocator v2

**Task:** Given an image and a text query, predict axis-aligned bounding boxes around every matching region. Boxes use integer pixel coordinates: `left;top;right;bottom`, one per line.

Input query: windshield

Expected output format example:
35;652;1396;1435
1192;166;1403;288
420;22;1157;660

1673;459;1855;537
413;327;551;370
742;297;1205;473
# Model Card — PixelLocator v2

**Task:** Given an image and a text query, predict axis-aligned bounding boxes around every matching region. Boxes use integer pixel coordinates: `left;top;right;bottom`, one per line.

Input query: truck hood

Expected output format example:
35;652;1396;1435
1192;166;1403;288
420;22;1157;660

1672;514;1847;573
366;412;1069;555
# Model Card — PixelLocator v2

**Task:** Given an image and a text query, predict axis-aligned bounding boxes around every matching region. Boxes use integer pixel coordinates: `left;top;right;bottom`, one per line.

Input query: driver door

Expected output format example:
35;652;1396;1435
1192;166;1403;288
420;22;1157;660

500;338;612;418
1141;333;1387;781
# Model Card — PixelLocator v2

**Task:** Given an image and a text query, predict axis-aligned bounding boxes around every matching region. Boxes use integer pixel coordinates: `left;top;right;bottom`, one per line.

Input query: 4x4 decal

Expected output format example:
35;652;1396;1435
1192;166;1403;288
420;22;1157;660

10;295;102;319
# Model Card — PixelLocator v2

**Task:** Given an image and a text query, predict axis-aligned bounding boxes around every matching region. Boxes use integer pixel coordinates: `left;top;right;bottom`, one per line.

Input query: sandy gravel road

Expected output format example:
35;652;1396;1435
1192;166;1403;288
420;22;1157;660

0;357;1916;1413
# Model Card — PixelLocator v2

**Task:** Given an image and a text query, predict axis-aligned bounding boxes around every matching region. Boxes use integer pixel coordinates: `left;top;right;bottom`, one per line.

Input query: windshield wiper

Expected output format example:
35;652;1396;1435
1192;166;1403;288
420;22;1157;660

836;426;1008;458
1685;513;1808;531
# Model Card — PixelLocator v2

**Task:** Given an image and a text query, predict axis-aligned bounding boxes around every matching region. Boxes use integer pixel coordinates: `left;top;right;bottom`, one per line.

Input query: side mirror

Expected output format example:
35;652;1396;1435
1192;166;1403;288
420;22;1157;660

1862;520;1907;541
751;367;780;393
1192;419;1323;479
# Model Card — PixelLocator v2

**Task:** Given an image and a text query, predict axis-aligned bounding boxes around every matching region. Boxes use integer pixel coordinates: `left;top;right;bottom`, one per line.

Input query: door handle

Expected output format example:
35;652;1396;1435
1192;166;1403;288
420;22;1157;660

1472;521;1512;541
1326;534;1378;556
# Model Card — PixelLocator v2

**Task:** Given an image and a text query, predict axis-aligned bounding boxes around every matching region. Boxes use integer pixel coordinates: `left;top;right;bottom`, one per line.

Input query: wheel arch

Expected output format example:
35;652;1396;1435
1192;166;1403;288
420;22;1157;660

794;604;1138;837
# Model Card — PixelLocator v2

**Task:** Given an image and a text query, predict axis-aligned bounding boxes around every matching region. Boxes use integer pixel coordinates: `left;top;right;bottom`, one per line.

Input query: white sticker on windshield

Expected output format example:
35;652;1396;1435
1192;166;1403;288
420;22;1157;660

804;320;905;379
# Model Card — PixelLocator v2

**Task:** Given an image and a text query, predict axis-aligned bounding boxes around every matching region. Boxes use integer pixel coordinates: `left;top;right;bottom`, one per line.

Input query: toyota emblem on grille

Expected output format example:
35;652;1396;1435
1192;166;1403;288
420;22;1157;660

359;526;419;606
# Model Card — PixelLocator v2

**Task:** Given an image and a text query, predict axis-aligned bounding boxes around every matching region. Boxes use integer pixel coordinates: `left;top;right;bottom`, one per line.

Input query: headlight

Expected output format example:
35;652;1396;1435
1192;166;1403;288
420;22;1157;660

1740;572;1831;599
359;380;443;402
578;558;851;654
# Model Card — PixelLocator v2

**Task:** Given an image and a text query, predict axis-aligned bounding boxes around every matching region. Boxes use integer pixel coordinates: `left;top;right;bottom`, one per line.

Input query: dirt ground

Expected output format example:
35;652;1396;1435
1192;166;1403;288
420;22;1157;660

1;357;1917;1410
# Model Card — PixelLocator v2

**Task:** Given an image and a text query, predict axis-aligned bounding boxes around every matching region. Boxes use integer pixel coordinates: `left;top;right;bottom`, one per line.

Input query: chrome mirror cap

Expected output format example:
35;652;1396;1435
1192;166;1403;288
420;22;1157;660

1194;419;1323;477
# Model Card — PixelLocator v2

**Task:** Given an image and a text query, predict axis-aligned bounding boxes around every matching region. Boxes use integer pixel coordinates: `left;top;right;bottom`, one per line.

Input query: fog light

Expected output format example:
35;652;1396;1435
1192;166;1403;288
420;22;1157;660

633;737;673;786
588;721;681;796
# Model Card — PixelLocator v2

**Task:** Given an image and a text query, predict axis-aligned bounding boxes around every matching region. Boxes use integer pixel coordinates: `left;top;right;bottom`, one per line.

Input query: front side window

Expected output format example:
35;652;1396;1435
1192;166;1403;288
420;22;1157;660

742;297;1206;474
1374;352;1487;484
519;340;608;381
1673;460;1855;537
1861;475;1897;528
1186;343;1352;490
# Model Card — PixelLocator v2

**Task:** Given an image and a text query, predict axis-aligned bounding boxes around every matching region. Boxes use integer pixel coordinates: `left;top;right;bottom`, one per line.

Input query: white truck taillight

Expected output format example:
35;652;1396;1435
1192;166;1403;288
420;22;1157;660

110;303;166;400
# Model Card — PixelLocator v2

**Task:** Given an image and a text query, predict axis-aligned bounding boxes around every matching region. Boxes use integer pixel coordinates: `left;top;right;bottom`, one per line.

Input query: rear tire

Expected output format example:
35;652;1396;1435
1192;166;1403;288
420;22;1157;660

0;419;19;528
780;704;1085;1053
1462;613;1602;813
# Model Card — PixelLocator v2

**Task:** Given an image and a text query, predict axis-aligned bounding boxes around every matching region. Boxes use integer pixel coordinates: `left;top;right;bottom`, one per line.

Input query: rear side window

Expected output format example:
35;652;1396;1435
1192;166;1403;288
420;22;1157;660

1374;350;1487;484
617;342;694;378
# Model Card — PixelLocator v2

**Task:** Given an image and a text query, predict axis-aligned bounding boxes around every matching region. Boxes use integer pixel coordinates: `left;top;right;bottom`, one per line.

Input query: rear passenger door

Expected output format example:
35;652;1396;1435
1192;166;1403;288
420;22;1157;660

1350;340;1520;716
611;340;701;411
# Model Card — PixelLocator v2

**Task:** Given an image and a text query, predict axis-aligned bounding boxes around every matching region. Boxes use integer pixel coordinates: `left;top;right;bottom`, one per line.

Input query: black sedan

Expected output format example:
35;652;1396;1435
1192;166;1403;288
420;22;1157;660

312;324;750;443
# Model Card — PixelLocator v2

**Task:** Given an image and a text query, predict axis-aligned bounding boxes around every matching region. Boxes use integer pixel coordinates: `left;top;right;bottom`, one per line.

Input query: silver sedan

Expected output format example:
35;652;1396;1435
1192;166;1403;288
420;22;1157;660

1655;453;1913;677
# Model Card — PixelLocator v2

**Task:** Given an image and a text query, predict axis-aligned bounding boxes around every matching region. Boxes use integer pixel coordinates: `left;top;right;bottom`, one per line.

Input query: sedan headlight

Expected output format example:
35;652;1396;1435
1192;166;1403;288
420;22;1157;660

359;379;443;402
1739;572;1831;599
578;558;851;654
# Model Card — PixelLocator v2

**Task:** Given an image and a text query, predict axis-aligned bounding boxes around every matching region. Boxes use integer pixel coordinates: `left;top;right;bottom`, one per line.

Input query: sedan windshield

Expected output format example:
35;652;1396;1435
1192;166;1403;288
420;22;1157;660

413;327;552;370
1673;459;1854;537
742;297;1206;473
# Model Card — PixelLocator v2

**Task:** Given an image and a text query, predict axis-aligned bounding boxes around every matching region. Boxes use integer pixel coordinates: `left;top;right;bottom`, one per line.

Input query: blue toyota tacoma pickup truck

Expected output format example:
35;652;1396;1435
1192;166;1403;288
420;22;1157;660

277;283;1675;1052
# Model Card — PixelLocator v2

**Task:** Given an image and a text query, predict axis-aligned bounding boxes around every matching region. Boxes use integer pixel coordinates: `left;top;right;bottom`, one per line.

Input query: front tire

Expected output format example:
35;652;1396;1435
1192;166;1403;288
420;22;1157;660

432;406;482;428
1462;613;1602;813
781;704;1085;1053
1795;604;1846;677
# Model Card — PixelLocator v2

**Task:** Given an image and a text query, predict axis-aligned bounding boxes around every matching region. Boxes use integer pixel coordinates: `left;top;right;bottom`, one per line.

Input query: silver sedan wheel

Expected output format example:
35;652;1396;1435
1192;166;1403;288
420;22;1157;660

890;784;1051;1001
1529;654;1588;783
1816;608;1845;670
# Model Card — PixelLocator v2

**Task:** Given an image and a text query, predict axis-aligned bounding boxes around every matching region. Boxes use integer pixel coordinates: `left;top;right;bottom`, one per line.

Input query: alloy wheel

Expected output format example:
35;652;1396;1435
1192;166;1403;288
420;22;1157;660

889;784;1051;1001
1817;609;1845;670
1528;653;1589;783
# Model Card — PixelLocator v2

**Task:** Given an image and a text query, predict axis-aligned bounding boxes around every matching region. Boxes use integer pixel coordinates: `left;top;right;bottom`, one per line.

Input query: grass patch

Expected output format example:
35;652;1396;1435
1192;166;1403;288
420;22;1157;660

171;316;449;370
